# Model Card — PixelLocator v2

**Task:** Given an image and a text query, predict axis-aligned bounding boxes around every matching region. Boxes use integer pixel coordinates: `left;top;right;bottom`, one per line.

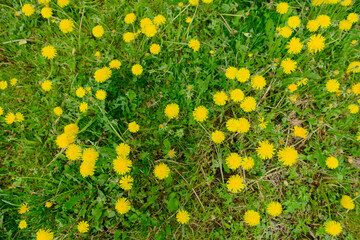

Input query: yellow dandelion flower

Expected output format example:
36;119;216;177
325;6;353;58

10;78;18;86
211;130;225;144
244;210;260;226
154;163;170;180
213;91;228;106
339;19;352;31
225;67;238;80
92;25;104;38
124;13;136;24
116;143;130;157
168;149;176;158
19;220;27;229
176;210;190;224
347;62;360;73
286;37;303;54
227;174;245;193
5;112;16;124
59;19;74;33
192;106;209;122
41;45;57;59
64;123;79;136
57;0;70;8
251;75;266;90
347;13;359;24
115;197;131;214
276;2;289;14
36;229;54;240
109;60;121;69
45;202;53;208
113;156;132;175
94;67;112;83
0;81;8;90
22;4;35;16
79;102;88;113
288;83;297;92
53;107;63;116
341;0;353;6
226;118;240;132
165;103;179;119
119;175;134;190
225;153;242;170
142;24;157;37
18;203;29;214
188;0;199;6
95;89;106;100
278;26;292;38
326;79;340;92
188;39;200;52
76;87;86;98
123;32;135;42
229;89;244;102
65;144;82;161
288;16;301;29
242;156;255;170
267;202;282;217
324;221;342;236
153;15;166;26
77;221;89;233
80;161;96;177
316;15;331;28
240;97;256;112
82;148;99;164
340;195;354;210
349;104;359;114
140;18;153;28
326;156;339;169
15;112;24;122
41;7;52;19
281;58;297;74
306;19;320;32
41;80;52;91
132;64;143;76
128;121;140;133
293;125;307;138
238;118;250;133
55;133;75;148
256;140;275;160
94;51;101;59
236;68;250;82
277;146;298;166
150;43;161;55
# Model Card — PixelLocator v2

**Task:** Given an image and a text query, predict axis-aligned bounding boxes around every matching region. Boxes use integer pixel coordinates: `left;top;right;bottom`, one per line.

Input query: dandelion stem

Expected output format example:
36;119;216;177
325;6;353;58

96;104;126;142
0;4;16;11
215;145;224;184
172;4;190;22
197;122;210;135
185;4;199;39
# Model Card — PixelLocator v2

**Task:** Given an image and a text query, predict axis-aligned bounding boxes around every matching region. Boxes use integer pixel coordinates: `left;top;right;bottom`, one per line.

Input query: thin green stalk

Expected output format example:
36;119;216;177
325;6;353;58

215;145;224;183
185;4;199;39
0;3;16;11
96;103;126;142
198;122;210;135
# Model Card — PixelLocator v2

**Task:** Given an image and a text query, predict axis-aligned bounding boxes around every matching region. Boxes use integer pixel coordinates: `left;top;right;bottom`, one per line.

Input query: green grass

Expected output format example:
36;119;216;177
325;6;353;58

1;0;360;239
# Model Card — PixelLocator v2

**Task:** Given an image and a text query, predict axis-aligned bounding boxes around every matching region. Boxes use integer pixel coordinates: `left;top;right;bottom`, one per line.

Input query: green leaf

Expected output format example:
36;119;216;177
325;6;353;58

126;89;137;102
166;193;179;212
163;138;171;152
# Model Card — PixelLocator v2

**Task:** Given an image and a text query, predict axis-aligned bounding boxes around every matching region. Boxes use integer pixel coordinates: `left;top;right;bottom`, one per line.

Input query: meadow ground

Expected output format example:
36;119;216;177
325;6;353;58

0;0;360;239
